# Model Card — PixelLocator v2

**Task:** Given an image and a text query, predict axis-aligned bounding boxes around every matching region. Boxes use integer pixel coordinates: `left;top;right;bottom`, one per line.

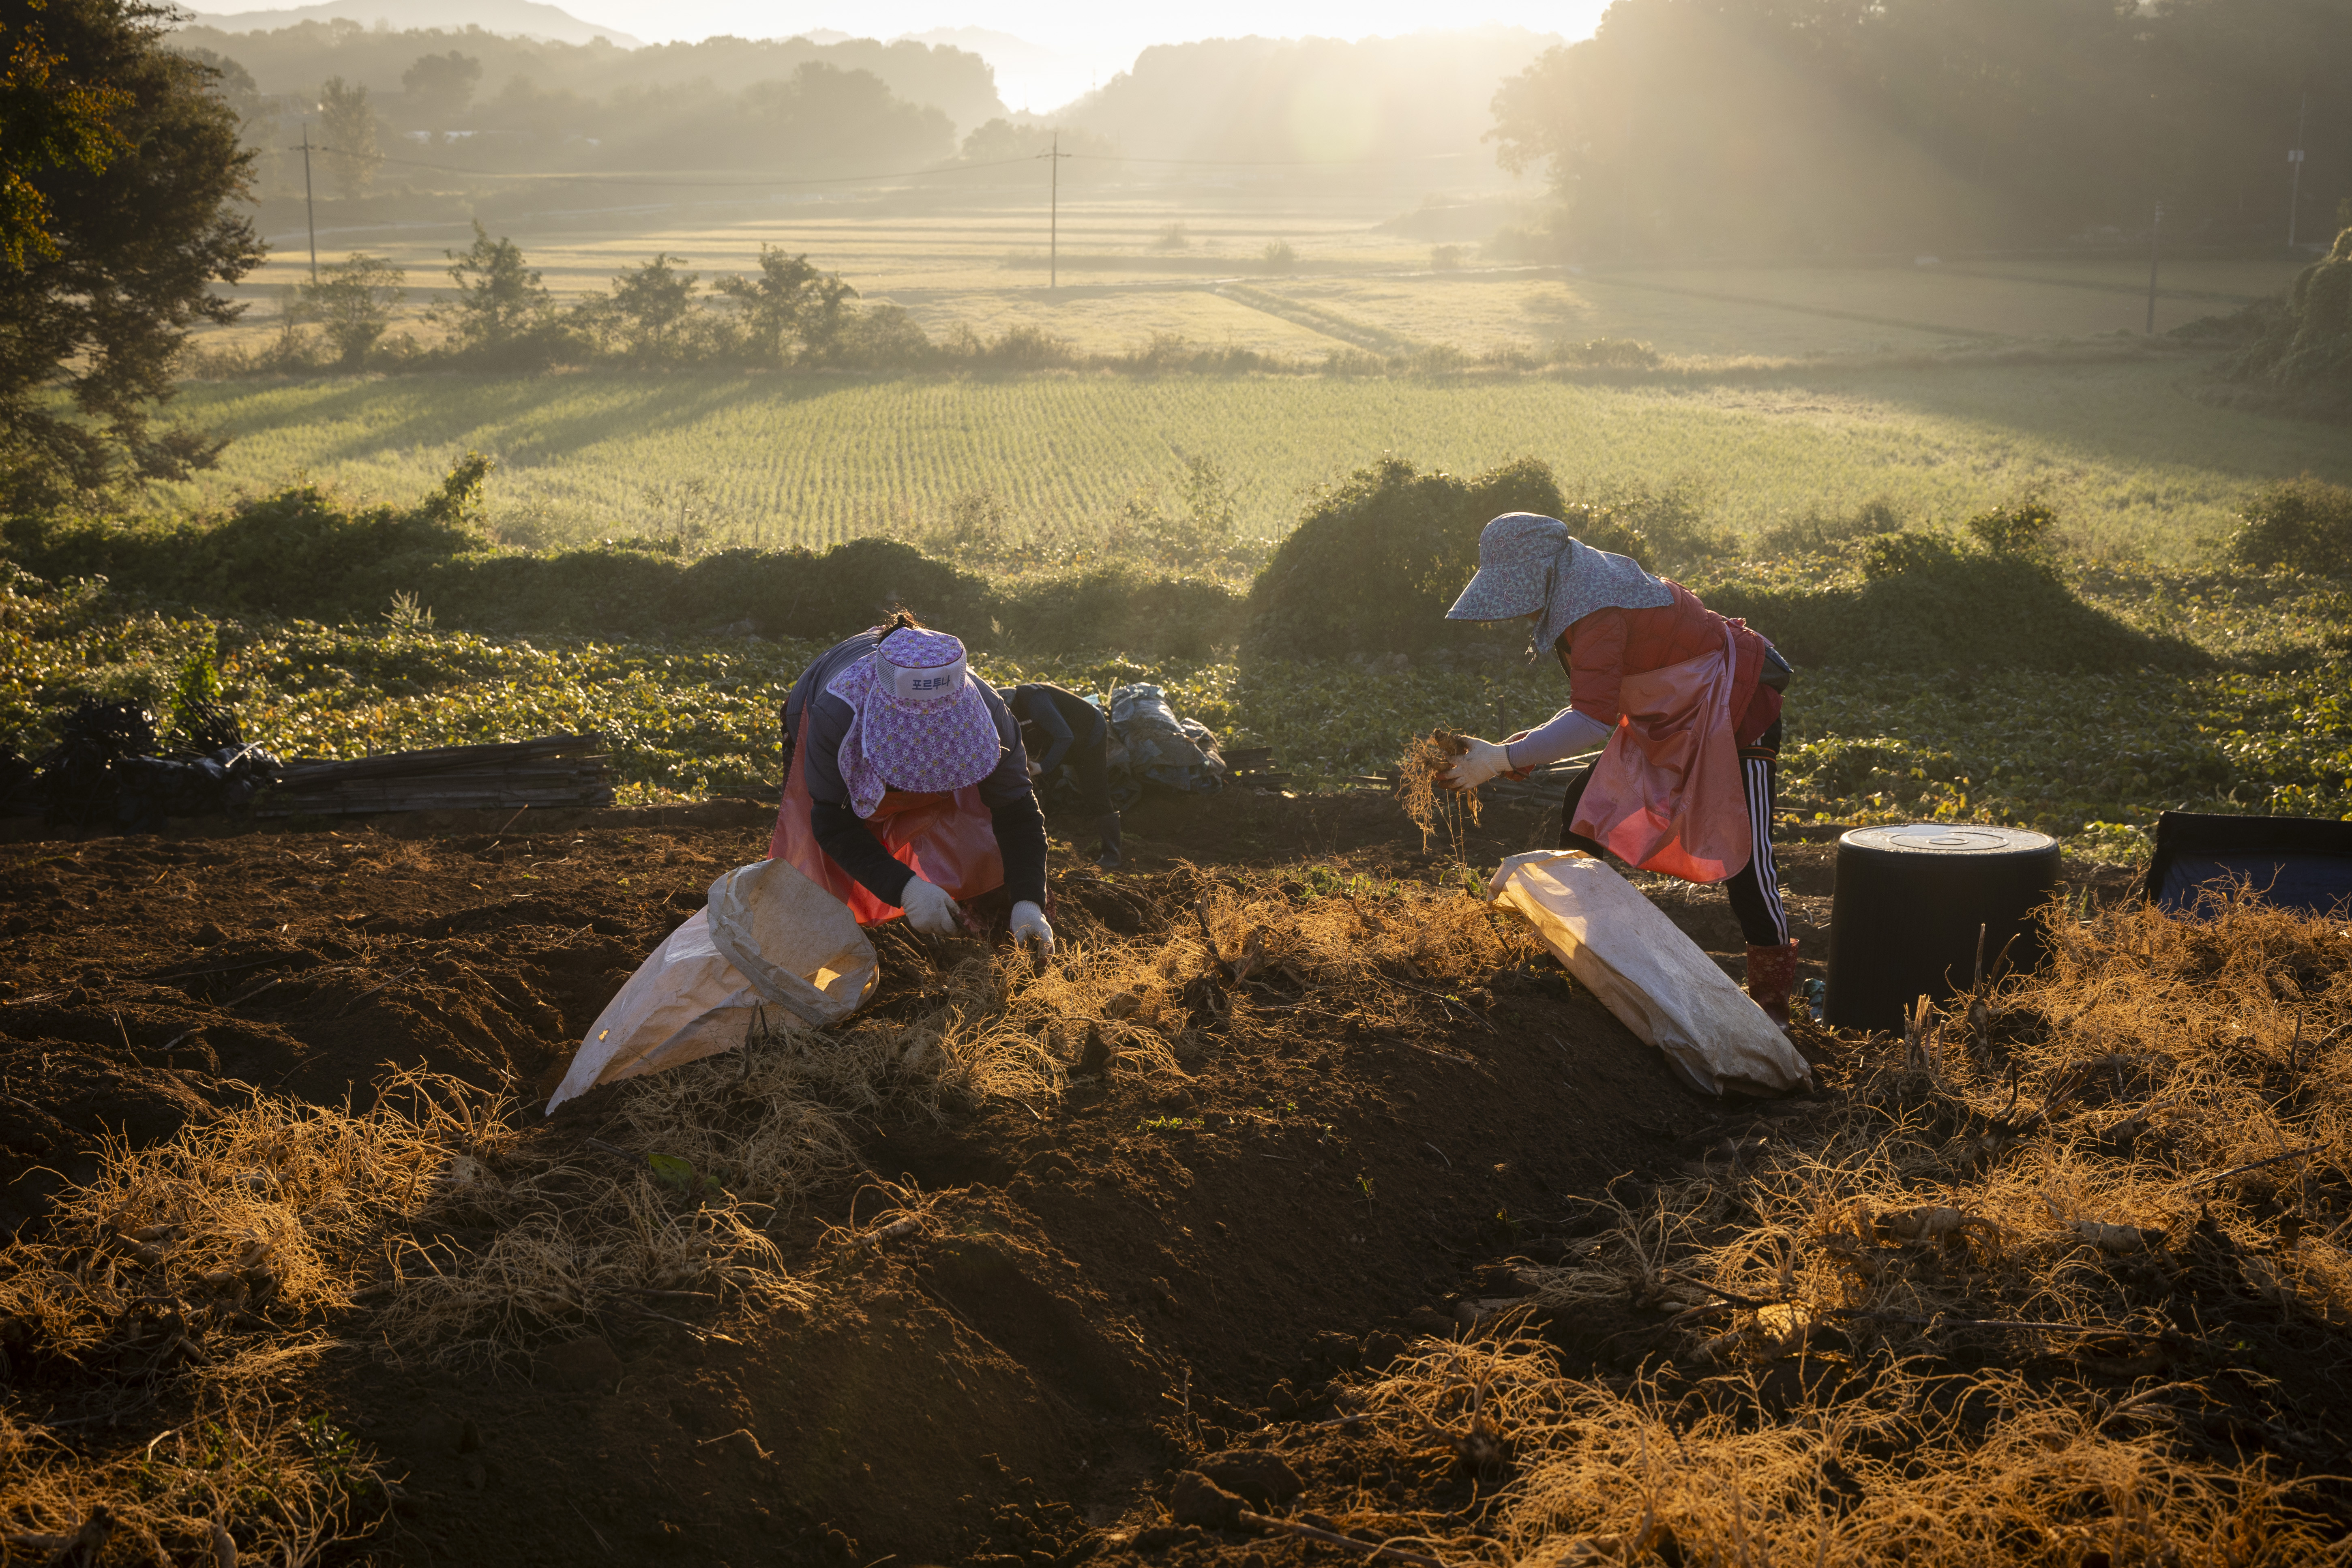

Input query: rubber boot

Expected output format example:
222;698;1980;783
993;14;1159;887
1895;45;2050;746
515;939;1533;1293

1094;812;1123;870
1745;939;1800;1029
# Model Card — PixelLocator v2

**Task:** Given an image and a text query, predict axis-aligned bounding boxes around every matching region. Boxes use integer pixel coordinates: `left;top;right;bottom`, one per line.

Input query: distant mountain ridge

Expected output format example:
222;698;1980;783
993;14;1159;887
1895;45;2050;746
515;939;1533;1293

180;0;643;47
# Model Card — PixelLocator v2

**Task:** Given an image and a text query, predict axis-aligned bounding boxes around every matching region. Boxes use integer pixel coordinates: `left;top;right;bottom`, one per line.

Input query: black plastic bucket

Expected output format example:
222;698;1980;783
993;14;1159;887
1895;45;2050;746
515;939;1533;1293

1825;824;2062;1031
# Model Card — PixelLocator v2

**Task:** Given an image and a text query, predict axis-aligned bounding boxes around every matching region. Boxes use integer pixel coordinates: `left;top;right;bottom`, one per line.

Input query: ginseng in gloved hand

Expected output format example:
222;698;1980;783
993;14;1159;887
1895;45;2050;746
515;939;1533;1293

900;877;961;936
1440;736;1513;792
1010;900;1055;957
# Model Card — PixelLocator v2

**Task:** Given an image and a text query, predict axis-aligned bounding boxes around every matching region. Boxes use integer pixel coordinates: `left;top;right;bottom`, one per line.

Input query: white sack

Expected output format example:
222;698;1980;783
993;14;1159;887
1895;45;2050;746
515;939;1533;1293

1487;849;1811;1097
546;858;877;1113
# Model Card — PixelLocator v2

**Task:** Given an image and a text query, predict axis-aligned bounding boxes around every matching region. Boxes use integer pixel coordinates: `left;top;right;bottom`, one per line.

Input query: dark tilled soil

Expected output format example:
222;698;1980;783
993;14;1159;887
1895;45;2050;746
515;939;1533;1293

0;788;2121;1566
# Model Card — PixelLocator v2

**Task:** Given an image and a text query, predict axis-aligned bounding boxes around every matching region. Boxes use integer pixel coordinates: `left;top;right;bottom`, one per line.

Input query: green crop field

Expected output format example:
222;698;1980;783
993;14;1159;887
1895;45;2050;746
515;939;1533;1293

173;191;2325;564
159;356;2349;562
11;564;2346;853
90;207;2339;858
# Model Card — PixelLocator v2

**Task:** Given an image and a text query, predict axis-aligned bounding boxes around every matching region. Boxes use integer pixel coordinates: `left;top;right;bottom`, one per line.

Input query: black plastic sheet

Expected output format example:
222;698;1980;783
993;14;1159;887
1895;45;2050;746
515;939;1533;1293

2145;811;2352;919
6;697;279;832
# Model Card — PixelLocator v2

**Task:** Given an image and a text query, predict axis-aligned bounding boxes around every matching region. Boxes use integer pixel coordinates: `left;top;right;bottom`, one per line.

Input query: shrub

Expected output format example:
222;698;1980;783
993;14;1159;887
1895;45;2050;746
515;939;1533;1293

2;455;492;617
0;462;1242;657
1964;499;2058;557
996;566;1243;658
1756;497;1906;557
1243;459;1740;661
1244;456;1569;659
1858;529;1970;580
1579;479;1734;575
2230;227;2352;392
956;322;1080;371
1701;540;2200;672
1550;337;1664;369
2229;476;2352;575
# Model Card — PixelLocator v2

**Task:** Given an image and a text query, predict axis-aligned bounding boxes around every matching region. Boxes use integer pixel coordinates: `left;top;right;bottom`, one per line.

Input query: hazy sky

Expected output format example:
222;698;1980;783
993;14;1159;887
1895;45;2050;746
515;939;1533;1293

197;0;1605;113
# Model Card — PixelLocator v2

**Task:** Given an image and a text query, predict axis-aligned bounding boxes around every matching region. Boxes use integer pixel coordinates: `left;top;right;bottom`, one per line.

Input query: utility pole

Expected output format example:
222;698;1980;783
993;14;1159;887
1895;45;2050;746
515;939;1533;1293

2288;93;2308;247
2146;201;2163;335
1040;131;1070;291
300;121;318;283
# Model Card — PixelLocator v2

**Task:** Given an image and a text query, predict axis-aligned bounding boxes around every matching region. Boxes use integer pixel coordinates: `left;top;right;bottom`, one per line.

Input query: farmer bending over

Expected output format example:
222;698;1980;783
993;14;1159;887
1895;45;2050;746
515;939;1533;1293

770;613;1053;954
1002;681;1121;870
1439;513;1798;1026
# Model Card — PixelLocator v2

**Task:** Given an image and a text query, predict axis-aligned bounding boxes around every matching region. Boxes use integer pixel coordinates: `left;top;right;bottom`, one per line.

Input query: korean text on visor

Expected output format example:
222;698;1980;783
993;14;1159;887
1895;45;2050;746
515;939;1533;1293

883;651;968;704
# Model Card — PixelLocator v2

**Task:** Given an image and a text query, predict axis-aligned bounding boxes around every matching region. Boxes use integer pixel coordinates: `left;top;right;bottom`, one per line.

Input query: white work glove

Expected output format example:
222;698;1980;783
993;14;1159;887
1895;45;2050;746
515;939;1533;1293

1010;900;1055;957
1440;736;1513;792
899;877;961;936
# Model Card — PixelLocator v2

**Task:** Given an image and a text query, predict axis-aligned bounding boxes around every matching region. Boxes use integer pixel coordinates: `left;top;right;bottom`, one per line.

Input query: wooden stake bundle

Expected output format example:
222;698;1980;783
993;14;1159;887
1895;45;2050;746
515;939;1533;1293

253;735;614;817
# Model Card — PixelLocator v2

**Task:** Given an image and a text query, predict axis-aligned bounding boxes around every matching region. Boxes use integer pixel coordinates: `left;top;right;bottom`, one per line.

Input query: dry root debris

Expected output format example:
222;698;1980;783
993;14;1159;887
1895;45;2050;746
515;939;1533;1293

1244;893;2352;1566
1397;729;1480;849
2;866;1530;1559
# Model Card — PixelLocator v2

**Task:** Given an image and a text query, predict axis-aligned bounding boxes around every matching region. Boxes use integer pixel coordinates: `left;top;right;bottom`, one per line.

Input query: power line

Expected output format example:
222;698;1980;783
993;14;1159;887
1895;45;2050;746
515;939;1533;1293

299;122;317;283
285;137;1499;290
300;143;1487;187
301;145;1053;188
1042;133;1070;289
1066;150;1478;167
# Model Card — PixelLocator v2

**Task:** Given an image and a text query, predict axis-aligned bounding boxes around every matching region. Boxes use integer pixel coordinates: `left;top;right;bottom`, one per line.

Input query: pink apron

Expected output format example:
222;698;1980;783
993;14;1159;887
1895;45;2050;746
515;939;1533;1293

1569;624;1753;884
768;710;1005;927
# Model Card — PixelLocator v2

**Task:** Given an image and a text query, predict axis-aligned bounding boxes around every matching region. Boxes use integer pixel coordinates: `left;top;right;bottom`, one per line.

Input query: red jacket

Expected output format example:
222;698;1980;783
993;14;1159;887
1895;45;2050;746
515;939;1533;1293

1558;580;1782;746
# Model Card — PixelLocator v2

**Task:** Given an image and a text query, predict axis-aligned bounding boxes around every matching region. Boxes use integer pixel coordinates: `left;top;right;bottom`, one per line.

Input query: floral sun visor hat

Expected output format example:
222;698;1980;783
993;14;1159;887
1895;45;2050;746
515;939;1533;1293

825;627;1003;816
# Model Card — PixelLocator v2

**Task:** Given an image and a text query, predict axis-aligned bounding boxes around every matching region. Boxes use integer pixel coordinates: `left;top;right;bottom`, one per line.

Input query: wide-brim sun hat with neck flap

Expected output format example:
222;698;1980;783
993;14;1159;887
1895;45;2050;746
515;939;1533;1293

1446;512;1673;652
825;626;1004;816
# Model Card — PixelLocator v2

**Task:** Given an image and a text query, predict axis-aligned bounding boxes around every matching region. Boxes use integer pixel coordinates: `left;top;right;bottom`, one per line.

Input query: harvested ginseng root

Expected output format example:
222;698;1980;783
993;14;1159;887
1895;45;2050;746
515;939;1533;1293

1398;729;1479;843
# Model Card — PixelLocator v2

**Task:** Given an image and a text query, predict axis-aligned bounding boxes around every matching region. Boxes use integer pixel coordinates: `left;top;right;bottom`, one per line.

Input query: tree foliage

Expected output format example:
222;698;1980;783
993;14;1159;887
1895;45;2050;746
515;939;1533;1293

429;220;557;369
0;0;264;506
714;245;857;365
317;73;379;197
1;0;132;270
597;252;699;363
1489;0;2352;257
399;48;479;123
169;21;1004;148
301;251;404;368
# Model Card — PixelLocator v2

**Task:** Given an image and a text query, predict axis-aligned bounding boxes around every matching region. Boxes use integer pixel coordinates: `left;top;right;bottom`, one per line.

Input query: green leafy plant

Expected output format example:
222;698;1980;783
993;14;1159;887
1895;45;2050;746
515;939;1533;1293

648;1151;725;1197
2229;476;2352;576
382;590;434;632
167;626;224;737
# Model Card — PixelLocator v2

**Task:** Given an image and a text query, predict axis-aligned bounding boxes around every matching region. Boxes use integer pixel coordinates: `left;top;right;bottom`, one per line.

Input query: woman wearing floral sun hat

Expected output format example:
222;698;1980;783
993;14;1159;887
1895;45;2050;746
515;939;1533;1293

769;612;1054;955
1439;513;1799;1027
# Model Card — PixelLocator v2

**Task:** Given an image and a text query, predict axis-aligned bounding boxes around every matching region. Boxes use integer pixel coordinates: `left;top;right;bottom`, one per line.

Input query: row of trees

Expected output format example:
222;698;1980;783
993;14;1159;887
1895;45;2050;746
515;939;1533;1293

174;41;970;200
168;21;1005;137
219;230;1672;380
1489;0;2352;257
248;230;892;372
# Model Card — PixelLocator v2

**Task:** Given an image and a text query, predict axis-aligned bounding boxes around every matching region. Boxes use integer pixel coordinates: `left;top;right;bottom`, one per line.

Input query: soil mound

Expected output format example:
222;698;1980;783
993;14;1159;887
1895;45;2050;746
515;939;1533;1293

2;792;1750;1564
15;789;2267;1568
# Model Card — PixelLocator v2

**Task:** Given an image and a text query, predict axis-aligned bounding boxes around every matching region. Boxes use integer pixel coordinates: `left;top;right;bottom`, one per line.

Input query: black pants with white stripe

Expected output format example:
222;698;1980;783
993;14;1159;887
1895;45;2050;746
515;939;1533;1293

1557;719;1790;947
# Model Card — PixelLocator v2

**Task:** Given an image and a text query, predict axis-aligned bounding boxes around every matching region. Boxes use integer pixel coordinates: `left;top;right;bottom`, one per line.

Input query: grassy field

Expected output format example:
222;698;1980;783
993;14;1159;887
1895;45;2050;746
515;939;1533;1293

158;356;2349;561
171;186;2328;564
1266;256;2292;358
213;187;1445;352
205;186;2302;360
